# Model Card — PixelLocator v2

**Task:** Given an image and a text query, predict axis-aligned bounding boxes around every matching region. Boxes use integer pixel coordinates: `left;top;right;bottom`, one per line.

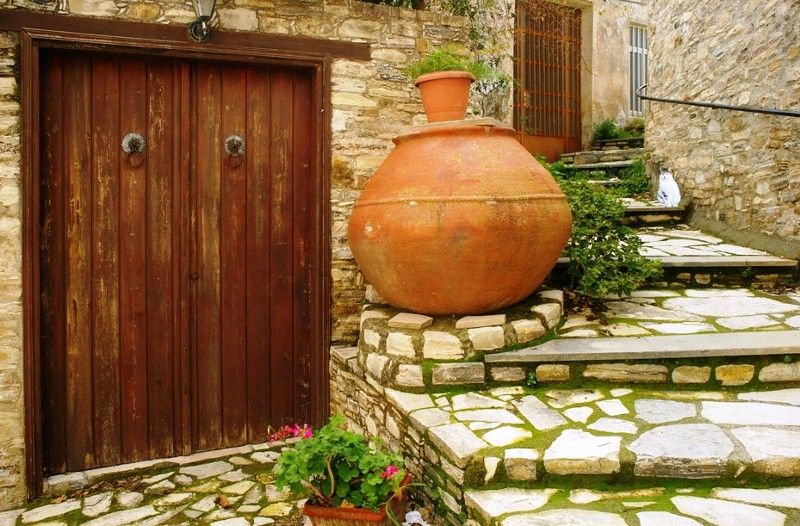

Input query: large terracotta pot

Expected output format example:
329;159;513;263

303;475;410;526
415;71;474;122
348;119;573;315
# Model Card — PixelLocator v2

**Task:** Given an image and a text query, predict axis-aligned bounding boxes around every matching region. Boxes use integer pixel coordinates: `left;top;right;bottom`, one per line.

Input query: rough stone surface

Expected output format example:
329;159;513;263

483;426;532;447
386;332;416;358
629;424;734;478
543;430;621;475
711;487;800;509
432;363;485;386
452;392;506;411
468;326;506;351
702;401;800;426
514;396;568;430
588;418;638;435
672;366;712;384
535;364;570;382
663;297;798;318
545;389;604;409
465;488;555;523
456;314;506;329
759;362;800;383
423;331;464;360
491;367;526;382
596;399;629;416
512;319;547;343
532;303;562;329
715;364;755;386
387;312;433;330
731;426;800;477
428;424;487;468
717;315;780;330
740;388;800;405
500;509;627;526
635;399;697;424
394;364;424;388
504;449;539;481
564;406;594;423
671;496;786;526
637;512;704;526
584;364;668;383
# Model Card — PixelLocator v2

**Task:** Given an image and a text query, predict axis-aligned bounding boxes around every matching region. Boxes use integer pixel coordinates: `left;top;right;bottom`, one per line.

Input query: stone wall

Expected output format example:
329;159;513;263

585;0;648;139
646;0;800;256
0;0;468;509
0;30;25;513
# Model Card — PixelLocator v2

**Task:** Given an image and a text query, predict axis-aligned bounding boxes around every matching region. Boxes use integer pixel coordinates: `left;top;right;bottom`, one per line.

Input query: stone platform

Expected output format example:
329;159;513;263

358;286;800;392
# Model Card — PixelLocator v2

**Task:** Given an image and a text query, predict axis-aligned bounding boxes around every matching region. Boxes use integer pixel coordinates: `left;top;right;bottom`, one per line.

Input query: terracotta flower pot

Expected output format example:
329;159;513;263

348;119;573;315
303;475;411;526
415;70;475;122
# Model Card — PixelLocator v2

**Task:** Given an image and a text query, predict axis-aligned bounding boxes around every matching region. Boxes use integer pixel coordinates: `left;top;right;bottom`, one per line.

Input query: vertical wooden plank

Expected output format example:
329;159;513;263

40;53;67;475
91;55;122;467
268;69;295;426
220;65;248;445
118;57;149;463
175;61;193;456
291;72;315;424
63;54;94;472
245;67;271;442
193;62;223;450
147;59;176;458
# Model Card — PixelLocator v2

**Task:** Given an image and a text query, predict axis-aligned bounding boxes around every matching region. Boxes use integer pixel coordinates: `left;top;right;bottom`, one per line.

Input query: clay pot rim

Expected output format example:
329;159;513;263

394;120;515;145
414;70;476;87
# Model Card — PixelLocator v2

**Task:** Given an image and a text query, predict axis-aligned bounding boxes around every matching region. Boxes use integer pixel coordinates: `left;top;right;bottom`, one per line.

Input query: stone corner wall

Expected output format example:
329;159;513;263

646;0;800;251
0;0;470;510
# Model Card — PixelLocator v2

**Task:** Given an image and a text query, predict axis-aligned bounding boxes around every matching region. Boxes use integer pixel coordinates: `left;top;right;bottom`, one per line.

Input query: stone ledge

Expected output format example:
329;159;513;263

487;331;800;364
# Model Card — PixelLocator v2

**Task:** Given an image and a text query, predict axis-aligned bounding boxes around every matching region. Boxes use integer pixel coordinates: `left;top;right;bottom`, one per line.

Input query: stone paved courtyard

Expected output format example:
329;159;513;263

0;443;308;526
7;385;800;525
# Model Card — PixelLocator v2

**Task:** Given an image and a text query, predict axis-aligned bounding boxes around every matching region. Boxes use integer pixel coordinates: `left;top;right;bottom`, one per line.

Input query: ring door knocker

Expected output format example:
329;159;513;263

122;132;146;168
225;135;245;168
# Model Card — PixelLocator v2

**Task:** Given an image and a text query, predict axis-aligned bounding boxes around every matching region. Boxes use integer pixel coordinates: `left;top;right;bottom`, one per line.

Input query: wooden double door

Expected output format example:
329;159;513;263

39;50;327;475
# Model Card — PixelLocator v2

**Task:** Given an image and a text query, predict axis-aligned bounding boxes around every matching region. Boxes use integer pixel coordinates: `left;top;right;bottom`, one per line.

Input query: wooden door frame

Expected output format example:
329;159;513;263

2;10;368;499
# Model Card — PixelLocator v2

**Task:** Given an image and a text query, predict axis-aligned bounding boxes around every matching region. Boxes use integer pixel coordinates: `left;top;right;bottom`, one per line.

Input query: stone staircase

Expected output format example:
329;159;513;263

336;141;800;526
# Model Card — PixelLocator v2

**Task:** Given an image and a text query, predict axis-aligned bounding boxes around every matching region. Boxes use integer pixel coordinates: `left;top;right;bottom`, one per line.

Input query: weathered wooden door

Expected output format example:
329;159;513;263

515;0;582;161
39;51;326;475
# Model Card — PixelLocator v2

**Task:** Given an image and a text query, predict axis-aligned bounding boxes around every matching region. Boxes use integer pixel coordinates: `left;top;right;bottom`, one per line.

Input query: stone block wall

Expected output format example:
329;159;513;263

0;0;468;509
646;0;800;256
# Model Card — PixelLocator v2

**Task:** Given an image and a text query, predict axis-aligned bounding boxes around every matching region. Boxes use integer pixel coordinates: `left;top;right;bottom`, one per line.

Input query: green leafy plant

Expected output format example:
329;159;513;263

617;158;650;197
547;161;662;298
275;415;406;512
591;118;645;143
591;119;620;142
405;45;493;82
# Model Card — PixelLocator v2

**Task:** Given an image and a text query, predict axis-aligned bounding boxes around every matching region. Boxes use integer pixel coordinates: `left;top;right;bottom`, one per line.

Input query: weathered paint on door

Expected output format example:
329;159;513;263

39;51;326;474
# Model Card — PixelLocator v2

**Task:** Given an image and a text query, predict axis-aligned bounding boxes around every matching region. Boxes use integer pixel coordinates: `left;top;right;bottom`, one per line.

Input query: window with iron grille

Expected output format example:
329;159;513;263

629;25;648;115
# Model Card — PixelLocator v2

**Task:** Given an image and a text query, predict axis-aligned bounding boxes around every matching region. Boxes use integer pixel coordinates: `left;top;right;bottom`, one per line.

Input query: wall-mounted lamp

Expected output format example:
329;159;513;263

189;0;217;42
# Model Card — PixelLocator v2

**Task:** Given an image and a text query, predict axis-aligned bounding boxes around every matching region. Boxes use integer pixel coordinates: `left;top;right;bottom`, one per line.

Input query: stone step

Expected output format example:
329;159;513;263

565;160;636;170
560;147;644;166
464;484;800;526
394;384;800;524
621;198;686;226
552;225;798;289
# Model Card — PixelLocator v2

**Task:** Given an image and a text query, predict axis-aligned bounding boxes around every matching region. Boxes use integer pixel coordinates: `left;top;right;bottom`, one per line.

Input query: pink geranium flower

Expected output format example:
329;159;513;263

380;464;399;480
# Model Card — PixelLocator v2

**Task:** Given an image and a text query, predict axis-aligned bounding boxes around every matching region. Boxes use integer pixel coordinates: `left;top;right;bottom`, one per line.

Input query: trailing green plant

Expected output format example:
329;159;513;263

623;116;645;136
274;415;406;513
405;45;493;82
547;161;662;298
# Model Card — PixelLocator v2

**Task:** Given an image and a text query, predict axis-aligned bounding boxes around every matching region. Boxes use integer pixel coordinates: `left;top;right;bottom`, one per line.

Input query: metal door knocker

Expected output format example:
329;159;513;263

122;132;146;168
225;135;245;168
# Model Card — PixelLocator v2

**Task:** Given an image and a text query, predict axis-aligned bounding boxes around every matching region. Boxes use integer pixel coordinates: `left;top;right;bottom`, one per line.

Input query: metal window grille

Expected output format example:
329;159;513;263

629;25;649;115
514;0;582;138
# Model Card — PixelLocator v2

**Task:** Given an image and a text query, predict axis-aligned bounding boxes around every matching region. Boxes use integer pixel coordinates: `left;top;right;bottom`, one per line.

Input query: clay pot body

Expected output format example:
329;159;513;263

348;120;573;315
415;71;475;122
303;475;410;526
